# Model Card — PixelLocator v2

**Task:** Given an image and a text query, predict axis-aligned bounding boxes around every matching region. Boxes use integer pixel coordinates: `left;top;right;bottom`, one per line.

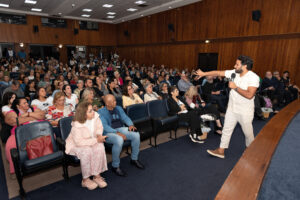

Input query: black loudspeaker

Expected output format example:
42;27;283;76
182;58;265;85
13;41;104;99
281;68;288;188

124;30;130;37
252;10;261;22
168;23;175;32
33;25;39;33
74;28;79;35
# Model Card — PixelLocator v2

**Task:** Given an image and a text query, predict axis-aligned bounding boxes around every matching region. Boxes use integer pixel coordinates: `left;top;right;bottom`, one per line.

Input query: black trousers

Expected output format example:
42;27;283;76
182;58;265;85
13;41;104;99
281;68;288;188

196;104;220;119
178;110;202;135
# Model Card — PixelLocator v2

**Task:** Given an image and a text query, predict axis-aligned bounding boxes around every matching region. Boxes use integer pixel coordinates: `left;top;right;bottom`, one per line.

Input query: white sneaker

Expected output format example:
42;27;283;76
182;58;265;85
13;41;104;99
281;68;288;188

189;133;204;144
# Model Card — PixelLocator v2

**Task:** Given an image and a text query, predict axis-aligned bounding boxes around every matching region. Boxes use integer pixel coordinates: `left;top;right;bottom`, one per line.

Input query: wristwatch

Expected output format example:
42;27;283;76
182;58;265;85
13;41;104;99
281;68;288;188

234;87;238;92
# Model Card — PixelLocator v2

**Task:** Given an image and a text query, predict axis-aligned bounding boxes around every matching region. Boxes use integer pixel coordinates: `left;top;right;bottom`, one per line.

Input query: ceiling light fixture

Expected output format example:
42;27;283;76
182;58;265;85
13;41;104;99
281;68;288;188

135;1;146;5
81;14;90;17
31;8;42;12
58;44;63;48
83;9;92;12
205;40;210;43
102;4;113;8
127;8;137;12
20;43;24;47
107;12;116;15
25;0;37;4
107;16;115;19
0;3;9;8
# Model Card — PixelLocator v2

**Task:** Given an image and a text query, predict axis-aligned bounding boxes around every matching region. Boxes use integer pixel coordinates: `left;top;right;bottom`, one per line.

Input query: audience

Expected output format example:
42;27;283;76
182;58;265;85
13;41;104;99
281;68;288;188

1;92;16;115
3;80;24;97
31;87;53;111
80;87;103;111
98;94;144;177
63;84;78;109
65;102;108;190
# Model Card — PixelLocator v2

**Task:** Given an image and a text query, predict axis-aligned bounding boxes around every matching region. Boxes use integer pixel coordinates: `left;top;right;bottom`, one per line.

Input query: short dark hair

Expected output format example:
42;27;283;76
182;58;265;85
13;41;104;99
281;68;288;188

237;55;253;70
122;83;131;96
168;86;178;95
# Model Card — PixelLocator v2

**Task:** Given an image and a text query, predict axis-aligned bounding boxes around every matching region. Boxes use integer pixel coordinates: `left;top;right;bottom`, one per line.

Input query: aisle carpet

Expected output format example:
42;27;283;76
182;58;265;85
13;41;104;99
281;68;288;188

258;112;300;200
2;118;267;200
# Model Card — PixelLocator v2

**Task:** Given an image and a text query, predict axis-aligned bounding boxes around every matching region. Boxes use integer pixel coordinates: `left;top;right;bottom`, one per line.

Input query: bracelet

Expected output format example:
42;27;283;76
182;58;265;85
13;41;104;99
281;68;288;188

234;87;238;92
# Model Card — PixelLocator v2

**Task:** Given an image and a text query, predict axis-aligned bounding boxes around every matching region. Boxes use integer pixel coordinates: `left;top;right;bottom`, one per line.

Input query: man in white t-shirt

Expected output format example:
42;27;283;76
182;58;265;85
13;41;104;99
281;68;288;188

195;55;260;159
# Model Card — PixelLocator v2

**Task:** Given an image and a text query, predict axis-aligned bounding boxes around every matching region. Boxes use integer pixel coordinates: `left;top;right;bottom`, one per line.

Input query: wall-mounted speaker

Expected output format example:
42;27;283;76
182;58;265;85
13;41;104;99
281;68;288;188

168;23;175;32
252;10;261;22
74;28;79;35
33;25;39;33
124;30;130;37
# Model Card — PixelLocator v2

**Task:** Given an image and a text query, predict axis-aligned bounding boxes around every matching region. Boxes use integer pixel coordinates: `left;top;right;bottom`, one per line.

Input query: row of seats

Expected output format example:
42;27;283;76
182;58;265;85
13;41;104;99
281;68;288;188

10;99;181;197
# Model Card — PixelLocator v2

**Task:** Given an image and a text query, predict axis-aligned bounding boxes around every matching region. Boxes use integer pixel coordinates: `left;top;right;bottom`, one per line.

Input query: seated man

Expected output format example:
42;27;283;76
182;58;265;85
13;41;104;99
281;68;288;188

202;76;227;113
98;94;144;177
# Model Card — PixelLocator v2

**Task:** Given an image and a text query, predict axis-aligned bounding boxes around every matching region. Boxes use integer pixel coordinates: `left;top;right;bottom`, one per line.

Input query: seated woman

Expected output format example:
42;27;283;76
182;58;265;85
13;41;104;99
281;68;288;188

74;80;84;99
184;86;223;135
1;92;16;115
63;84;78;110
65;102;108;190
144;83;161;103
31;87;53;111
105;77;122;98
5;97;45;174
24;80;36;102
167;86;205;143
158;82;169;99
79;88;103;111
46;91;74;137
122;83;144;109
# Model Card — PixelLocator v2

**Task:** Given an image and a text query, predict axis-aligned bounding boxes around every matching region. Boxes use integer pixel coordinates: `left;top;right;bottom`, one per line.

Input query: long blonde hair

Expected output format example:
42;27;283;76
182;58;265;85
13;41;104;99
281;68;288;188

185;86;198;99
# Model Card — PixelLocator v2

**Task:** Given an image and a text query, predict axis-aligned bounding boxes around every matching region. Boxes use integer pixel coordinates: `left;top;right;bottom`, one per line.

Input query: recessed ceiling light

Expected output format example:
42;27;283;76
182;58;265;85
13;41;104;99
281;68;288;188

81;14;90;17
25;0;37;4
127;8;137;12
31;8;42;12
205;40;210;43
107;12;116;15
107;16;115;19
58;13;62;15
102;4;113;8
0;3;9;8
141;14;144;17
169;6;172;9
135;1;146;5
82;8;92;12
20;43;24;47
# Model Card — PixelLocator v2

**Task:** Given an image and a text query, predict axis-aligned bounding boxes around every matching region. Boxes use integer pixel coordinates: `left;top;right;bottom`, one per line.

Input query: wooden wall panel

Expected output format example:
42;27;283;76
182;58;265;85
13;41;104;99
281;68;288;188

0;15;116;46
117;38;300;86
117;0;300;45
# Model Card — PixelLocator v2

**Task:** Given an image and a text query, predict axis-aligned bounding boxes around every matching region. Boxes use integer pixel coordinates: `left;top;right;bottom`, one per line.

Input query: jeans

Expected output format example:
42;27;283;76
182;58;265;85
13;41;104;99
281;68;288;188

104;127;140;168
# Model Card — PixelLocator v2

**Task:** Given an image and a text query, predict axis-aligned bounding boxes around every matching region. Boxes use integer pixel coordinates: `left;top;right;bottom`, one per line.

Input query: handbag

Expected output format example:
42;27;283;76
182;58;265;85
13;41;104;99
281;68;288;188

26;135;54;160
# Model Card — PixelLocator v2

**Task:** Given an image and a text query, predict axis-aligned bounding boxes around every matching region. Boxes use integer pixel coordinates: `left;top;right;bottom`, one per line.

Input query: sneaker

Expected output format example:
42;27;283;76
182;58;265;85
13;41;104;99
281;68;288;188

93;176;107;188
82;179;98;190
207;149;225;159
189;133;204;143
201;114;215;121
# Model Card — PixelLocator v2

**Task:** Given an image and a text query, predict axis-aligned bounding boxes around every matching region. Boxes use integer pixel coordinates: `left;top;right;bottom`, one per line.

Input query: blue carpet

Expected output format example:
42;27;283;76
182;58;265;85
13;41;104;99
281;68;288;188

258;112;300;200
6;118;267;200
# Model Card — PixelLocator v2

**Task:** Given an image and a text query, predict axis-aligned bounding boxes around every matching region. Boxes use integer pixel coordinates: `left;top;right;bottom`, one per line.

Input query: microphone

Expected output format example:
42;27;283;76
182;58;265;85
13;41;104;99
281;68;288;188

230;73;236;82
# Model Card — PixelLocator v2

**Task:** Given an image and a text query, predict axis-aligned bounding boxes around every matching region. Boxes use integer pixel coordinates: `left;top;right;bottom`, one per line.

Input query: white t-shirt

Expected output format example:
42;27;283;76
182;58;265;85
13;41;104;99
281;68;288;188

225;70;259;114
31;97;53;111
65;94;78;109
2;105;12;114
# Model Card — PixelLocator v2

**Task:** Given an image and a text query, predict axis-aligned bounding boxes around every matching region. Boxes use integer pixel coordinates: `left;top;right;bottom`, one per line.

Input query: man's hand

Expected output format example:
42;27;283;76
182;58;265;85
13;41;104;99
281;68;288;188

97;135;107;143
228;81;237;89
117;132;127;140
268;86;275;90
194;69;205;78
128;125;137;132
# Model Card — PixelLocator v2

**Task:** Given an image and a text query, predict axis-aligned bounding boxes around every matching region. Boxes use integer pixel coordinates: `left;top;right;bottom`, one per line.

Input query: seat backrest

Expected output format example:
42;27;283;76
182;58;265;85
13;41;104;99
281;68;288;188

147;100;168;118
15;121;57;163
116;97;123;107
126;103;149;122
59;116;73;140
